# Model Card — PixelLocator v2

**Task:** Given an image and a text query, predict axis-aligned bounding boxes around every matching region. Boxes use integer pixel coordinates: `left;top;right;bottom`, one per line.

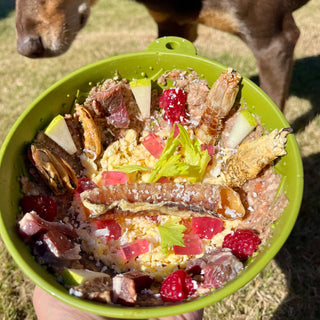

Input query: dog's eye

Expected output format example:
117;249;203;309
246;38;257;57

78;3;90;27
79;13;88;28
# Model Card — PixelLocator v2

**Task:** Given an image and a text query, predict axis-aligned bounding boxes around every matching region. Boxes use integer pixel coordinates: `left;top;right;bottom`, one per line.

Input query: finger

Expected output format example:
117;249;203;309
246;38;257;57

150;309;204;320
33;286;106;320
33;285;204;320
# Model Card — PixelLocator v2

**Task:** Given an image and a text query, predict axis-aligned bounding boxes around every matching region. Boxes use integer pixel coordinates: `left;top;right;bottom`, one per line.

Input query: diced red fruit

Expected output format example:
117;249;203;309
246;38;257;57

142;133;164;158
100;171;128;186
192;217;224;239
160;269;196;302
159;88;187;124
20;195;57;222
222;229;261;260
180;219;193;234
200;144;217;158
173;234;203;255
76;178;97;194
201;144;218;166
95;219;122;242
118;238;150;261
157;177;171;183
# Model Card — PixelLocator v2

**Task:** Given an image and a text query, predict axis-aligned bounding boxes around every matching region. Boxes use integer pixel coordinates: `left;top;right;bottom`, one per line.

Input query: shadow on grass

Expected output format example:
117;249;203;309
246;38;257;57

288;55;320;132
271;153;320;320
250;55;320;132
270;56;320;319
0;0;15;19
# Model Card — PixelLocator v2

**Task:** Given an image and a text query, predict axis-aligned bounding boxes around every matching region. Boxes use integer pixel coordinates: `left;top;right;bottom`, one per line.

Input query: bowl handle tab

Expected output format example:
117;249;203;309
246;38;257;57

145;36;197;56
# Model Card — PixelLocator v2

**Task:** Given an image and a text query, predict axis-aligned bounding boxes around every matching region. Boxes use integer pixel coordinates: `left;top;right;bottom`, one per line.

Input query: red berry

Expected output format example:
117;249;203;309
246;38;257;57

222;229;261;260
160;269;196;302
20;195;57;222
76;178;97;194
159;88;187;124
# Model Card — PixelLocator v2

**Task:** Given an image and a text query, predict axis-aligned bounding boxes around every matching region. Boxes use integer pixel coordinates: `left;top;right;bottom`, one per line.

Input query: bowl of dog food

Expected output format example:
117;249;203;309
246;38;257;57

0;37;303;318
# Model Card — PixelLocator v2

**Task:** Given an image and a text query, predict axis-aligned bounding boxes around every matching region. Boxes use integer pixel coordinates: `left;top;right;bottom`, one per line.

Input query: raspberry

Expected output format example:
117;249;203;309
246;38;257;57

222;229;261;260
159;88;187;124
20;195;57;222
76;178;97;194
160;269;196;302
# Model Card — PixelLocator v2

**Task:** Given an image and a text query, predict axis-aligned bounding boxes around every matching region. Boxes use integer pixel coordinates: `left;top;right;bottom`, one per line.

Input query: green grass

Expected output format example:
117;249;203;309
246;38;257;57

1;0;320;319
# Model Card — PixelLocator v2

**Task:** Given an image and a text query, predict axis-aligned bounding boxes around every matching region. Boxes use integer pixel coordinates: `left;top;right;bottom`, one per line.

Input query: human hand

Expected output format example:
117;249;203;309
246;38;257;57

33;286;204;320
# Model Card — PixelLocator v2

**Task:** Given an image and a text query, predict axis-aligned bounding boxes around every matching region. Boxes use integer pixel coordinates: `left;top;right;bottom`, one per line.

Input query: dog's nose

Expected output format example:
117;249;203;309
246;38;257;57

17;36;45;58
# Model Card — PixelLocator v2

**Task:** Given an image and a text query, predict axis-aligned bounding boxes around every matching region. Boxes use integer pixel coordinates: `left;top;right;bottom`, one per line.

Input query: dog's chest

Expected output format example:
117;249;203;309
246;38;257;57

198;7;240;34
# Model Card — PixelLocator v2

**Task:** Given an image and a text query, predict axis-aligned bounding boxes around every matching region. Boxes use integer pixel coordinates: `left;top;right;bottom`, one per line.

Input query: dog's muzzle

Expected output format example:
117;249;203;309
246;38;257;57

17;36;45;58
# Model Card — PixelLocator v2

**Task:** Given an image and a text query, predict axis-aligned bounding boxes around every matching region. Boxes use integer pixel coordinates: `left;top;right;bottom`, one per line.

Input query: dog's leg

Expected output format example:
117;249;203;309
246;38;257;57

244;13;300;110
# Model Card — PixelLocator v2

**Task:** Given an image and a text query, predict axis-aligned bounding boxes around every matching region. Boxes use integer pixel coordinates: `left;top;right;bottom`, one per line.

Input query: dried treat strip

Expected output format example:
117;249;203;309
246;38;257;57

222;128;291;188
195;68;241;145
80;182;245;220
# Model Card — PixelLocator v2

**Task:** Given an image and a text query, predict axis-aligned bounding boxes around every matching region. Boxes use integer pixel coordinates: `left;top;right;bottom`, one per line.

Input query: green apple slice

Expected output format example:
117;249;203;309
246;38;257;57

226;109;257;148
61;268;108;286
130;78;151;118
44;115;77;155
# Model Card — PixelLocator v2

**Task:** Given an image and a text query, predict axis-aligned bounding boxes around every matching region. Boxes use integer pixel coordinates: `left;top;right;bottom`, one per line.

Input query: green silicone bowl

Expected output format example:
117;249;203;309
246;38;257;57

0;37;303;318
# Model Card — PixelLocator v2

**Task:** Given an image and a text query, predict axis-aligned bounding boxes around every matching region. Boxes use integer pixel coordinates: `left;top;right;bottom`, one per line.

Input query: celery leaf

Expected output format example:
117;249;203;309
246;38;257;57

158;218;186;255
147;127;180;182
147;124;211;182
178;124;211;182
114;165;149;173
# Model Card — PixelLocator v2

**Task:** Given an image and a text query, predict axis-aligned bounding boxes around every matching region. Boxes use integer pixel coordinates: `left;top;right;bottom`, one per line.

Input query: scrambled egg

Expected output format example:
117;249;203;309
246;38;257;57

77;209;239;280
77;128;240;280
81;129;158;184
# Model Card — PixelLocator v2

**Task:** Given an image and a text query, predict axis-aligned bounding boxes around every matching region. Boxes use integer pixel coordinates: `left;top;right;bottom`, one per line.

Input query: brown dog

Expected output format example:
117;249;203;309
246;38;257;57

15;0;309;110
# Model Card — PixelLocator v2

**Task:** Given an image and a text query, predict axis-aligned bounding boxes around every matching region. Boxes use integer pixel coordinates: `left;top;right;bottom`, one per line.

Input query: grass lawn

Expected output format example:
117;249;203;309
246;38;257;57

0;0;319;319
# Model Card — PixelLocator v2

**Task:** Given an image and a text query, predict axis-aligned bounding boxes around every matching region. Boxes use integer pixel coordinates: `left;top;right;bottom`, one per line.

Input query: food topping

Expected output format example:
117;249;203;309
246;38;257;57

100;171;128;186
129;78;152;118
30;144;78;195
159;88;188;124
17;68;290;307
222;229;261;260
226;109;258;148
20;195;57;222
80;182;245;219
93;219;122;242
160;269;196;302
44;115;78;155
191;216;224;239
141;133;164;158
